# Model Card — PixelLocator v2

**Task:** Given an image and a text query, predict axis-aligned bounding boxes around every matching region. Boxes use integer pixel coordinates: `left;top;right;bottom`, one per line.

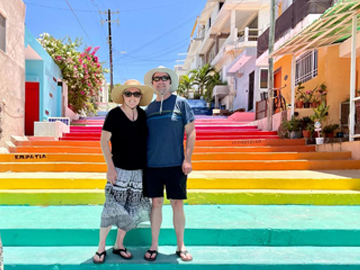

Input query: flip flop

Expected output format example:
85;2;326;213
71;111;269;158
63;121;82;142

176;250;193;261
93;250;106;264
113;247;133;260
144;249;158;261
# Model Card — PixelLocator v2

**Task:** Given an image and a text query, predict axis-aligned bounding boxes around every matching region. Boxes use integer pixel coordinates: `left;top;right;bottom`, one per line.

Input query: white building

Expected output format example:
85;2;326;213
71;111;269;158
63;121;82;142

183;0;270;111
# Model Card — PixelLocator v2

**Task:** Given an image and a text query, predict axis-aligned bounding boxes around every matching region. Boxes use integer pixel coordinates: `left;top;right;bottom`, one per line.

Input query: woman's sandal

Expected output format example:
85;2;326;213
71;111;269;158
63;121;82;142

144;249;158;261
93;250;107;264
113;247;133;260
176;250;193;261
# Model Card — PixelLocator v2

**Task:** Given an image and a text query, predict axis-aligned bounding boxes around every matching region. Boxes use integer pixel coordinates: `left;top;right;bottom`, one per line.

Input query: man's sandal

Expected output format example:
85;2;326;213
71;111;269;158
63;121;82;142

93;250;107;264
113;247;133;260
144;250;158;261
176;250;193;261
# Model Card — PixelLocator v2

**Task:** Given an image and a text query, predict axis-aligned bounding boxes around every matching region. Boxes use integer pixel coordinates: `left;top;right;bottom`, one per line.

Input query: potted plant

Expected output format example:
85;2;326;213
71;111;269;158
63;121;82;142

310;95;319;108
295;82;305;108
300;116;314;139
323;123;340;138
318;83;327;105
285;116;302;139
310;101;330;135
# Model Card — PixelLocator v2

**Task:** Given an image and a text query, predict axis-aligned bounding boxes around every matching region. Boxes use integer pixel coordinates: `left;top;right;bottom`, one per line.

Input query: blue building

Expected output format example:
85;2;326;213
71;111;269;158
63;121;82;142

24;28;63;134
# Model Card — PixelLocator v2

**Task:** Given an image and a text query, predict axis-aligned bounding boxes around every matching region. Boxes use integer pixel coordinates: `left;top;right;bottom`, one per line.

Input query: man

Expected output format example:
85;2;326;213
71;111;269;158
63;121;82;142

143;66;196;262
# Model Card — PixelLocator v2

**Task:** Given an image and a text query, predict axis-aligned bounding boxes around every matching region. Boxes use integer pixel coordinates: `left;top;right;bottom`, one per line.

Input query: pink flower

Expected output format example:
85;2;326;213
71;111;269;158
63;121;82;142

74;65;77;69
306;90;312;95
80;91;85;95
94;56;98;62
86;46;92;53
97;64;100;68
56;56;62;60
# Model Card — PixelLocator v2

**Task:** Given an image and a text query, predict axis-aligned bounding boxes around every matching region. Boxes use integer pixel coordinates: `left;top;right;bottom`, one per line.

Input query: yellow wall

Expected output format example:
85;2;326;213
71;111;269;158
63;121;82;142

274;45;360;126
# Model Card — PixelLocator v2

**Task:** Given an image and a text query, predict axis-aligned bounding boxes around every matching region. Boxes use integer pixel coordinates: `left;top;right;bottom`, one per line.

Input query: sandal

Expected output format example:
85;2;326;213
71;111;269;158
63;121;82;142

144;249;158;261
176;250;193;261
93;250;106;264
113;247;133;260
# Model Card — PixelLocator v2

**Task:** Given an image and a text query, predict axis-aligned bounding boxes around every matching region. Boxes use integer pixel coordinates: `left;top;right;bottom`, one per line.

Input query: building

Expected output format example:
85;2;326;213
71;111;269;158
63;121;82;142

183;0;270;111
0;0;26;146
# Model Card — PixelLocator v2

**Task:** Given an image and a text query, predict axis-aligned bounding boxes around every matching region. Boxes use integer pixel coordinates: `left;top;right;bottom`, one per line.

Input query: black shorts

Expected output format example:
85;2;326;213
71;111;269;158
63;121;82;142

143;166;187;200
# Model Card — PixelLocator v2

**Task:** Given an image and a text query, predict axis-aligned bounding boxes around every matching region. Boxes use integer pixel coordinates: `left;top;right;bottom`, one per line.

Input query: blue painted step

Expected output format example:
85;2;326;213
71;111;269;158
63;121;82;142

4;246;360;269
1;205;360;246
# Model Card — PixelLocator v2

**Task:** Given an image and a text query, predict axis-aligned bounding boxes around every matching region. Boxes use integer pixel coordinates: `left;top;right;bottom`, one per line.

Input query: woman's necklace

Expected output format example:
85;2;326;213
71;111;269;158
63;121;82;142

121;106;137;122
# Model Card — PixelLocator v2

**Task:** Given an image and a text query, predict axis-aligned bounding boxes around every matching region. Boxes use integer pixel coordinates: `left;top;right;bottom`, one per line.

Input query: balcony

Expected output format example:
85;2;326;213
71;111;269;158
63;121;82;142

257;0;333;58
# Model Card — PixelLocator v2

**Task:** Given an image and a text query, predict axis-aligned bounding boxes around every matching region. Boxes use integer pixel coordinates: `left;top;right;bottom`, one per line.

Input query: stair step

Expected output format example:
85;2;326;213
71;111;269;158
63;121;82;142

1;170;360;190
1;205;360;246
1;189;360;205
1;159;360;172
4;246;360;269
0;152;351;162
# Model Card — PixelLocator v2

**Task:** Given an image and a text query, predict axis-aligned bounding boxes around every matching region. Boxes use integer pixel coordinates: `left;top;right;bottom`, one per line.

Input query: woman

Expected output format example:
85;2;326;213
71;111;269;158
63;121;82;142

93;79;153;264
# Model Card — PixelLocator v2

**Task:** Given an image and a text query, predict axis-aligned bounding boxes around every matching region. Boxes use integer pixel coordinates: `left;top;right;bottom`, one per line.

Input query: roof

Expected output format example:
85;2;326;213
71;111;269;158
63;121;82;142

271;0;360;57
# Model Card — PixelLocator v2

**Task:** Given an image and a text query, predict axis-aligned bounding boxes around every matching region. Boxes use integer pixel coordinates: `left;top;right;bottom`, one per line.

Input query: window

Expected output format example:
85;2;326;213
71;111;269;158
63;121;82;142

260;69;268;89
0;13;5;52
295;50;318;85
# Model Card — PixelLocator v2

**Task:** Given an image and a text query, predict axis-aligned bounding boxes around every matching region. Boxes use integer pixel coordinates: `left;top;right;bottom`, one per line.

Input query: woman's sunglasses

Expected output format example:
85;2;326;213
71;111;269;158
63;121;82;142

123;91;142;98
152;76;170;82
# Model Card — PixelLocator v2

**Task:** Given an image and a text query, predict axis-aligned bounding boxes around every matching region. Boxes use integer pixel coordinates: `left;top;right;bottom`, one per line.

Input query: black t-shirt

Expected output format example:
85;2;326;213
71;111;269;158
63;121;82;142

102;106;147;170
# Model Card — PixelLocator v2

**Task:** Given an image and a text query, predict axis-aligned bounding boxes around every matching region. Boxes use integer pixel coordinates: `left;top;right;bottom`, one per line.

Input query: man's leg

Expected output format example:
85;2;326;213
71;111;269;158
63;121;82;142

170;199;192;261
144;197;163;259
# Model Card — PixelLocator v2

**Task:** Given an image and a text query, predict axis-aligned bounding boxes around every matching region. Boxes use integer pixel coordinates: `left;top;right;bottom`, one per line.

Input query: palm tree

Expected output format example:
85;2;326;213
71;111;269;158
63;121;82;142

178;75;193;98
189;64;217;96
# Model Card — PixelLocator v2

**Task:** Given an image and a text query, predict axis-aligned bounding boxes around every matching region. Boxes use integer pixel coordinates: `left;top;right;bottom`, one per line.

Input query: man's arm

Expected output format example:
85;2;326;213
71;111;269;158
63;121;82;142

100;130;117;184
182;121;196;175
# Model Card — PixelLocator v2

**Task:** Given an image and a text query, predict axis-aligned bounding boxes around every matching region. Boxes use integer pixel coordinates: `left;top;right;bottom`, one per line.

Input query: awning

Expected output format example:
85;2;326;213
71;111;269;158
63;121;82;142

271;0;360;57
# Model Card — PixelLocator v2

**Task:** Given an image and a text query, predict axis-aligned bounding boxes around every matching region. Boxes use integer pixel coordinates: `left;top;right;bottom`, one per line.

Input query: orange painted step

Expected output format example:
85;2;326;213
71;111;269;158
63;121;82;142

2;159;360;172
0;151;351;163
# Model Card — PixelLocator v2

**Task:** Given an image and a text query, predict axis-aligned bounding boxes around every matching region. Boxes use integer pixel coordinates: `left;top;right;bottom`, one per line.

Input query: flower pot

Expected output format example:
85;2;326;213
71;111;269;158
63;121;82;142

311;102;318;108
295;101;304;108
290;131;302;139
315;137;324;145
303;102;311;108
325;132;334;138
302;130;311;139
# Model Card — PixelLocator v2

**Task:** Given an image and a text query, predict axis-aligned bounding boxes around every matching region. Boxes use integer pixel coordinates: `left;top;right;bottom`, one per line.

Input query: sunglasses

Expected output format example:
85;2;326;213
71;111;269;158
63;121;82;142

152;76;170;82
123;91;142;98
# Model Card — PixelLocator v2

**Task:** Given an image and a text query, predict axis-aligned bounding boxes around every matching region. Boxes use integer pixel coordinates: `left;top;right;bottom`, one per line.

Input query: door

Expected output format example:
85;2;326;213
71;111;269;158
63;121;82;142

25;82;40;135
274;68;282;89
248;71;254;111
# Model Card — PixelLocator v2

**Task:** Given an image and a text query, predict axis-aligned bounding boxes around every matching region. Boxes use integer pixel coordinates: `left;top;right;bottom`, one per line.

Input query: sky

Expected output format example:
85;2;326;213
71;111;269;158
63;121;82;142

24;0;208;85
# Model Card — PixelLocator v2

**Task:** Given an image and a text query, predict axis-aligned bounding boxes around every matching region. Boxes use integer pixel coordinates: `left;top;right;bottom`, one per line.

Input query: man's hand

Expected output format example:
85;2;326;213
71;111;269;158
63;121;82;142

182;159;192;175
107;167;117;185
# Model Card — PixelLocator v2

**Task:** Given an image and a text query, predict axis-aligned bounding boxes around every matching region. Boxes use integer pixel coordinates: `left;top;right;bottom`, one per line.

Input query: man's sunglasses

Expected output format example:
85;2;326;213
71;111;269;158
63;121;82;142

152;76;170;82
123;91;142;98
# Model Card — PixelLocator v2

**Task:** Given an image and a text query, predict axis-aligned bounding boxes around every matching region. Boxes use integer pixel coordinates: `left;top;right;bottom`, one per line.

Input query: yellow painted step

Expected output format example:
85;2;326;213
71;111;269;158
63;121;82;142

0;151;351;162
0;170;360;190
1;160;360;172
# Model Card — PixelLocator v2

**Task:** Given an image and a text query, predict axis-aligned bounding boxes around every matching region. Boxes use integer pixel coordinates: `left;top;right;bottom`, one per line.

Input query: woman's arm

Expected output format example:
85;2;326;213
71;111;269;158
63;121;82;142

100;130;117;185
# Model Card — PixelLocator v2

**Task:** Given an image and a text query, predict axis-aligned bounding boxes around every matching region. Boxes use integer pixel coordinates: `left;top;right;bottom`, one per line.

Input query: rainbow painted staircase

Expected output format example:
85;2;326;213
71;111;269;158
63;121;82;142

1;115;360;269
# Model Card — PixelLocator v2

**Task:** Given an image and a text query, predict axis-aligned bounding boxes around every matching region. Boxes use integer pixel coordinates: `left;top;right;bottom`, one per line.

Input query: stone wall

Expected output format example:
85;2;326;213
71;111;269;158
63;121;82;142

0;0;26;146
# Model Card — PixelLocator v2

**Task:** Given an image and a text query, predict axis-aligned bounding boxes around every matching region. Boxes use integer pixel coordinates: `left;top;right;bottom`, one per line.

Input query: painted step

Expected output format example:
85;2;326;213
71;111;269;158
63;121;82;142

1;170;359;190
69;126;260;132
1;189;360;205
1;205;360;246
0;151;350;162
13;139;306;147
2;159;360;172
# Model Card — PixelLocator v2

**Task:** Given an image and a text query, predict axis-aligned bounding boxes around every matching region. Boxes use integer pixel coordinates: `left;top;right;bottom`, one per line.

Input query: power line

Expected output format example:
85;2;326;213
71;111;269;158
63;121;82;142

64;0;93;45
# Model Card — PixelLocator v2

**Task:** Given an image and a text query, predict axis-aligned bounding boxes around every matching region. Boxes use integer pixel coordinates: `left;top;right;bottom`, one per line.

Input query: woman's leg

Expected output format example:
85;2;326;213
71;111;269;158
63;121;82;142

114;228;132;258
93;226;112;262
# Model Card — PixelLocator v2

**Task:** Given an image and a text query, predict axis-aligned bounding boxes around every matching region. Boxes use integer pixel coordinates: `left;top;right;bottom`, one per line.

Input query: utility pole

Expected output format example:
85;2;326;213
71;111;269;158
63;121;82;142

100;9;119;96
267;0;276;131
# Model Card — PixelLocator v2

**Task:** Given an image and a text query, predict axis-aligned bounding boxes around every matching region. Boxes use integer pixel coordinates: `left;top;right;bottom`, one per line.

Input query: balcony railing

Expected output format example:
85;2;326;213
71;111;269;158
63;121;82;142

257;0;333;58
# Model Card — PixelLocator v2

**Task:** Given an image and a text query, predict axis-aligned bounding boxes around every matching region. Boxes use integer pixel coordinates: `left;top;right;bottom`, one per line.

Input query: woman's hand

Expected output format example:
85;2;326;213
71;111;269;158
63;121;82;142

107;167;117;185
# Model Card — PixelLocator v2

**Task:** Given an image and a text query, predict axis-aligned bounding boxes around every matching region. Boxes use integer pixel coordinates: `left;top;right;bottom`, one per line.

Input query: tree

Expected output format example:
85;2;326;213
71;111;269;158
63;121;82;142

38;33;107;115
189;64;216;96
178;75;193;98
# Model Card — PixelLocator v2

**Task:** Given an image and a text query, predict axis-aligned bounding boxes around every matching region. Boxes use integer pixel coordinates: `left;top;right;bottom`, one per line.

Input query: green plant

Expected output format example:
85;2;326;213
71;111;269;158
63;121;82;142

295;82;305;102
189;64;217;96
310;100;330;125
323;123;340;134
178;75;193;98
300;116;314;131
285;117;302;132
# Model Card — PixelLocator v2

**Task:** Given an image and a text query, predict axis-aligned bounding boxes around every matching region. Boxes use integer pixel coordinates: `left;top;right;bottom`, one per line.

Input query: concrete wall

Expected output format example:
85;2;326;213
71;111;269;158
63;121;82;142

0;0;26;146
317;141;360;160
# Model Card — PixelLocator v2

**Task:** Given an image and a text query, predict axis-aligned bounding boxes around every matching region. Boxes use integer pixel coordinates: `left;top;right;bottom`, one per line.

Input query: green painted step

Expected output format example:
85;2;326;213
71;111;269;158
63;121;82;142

1;189;360;205
1;205;360;247
4;246;360;270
